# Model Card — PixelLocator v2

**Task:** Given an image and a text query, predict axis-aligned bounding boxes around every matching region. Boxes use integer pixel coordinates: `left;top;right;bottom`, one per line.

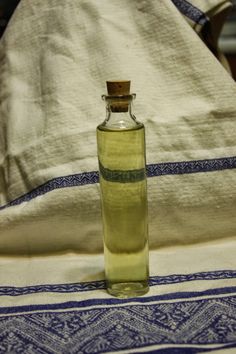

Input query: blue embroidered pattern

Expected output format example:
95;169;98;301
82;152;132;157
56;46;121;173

0;270;235;296
0;289;235;354
171;0;208;25
0;170;99;210
1;156;236;210
147;156;236;177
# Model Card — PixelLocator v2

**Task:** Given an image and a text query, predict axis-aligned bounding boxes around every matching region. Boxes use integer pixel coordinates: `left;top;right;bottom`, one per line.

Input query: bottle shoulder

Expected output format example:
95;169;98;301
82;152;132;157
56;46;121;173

97;121;144;132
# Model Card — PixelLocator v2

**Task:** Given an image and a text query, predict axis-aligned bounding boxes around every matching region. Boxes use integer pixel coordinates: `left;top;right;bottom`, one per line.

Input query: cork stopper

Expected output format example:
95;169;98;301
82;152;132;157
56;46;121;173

106;81;131;112
106;81;130;96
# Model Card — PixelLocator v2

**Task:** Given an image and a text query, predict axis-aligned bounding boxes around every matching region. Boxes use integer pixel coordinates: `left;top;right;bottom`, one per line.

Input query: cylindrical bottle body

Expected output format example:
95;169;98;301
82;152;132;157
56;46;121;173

97;123;149;298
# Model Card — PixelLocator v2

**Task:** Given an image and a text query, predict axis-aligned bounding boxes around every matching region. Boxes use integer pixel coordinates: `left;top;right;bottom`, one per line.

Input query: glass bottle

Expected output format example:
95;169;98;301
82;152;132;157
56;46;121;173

96;81;149;298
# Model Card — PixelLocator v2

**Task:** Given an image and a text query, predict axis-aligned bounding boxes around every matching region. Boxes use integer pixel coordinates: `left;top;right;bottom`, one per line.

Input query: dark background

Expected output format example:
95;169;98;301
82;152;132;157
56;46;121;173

0;0;20;37
219;0;236;79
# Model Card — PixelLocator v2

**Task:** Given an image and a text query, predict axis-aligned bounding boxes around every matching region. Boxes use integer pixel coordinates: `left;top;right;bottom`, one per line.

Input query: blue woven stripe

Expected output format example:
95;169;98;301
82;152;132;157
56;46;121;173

0;286;236;314
0;170;99;210
147;156;236;177
171;0;208;25
1;156;236;210
0;270;235;296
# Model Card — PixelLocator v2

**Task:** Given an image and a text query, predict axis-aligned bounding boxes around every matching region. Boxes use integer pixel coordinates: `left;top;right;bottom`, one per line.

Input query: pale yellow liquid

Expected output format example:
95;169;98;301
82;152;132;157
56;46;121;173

97;124;149;298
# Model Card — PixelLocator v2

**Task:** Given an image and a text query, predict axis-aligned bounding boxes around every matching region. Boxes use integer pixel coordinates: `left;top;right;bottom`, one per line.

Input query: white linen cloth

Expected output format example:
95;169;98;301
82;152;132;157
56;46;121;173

0;0;236;253
0;1;235;353
0;240;235;353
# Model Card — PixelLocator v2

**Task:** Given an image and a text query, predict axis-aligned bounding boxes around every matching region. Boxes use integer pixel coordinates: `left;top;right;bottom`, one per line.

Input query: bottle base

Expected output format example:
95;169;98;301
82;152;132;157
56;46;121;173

107;281;149;298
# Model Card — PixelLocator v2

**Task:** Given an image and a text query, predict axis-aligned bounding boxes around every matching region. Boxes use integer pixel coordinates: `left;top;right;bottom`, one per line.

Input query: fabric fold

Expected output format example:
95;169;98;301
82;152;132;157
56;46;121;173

0;0;236;254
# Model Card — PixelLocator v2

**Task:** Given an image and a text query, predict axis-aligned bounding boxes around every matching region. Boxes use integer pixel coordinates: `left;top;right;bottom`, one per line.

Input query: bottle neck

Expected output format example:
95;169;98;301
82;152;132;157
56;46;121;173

101;94;139;130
